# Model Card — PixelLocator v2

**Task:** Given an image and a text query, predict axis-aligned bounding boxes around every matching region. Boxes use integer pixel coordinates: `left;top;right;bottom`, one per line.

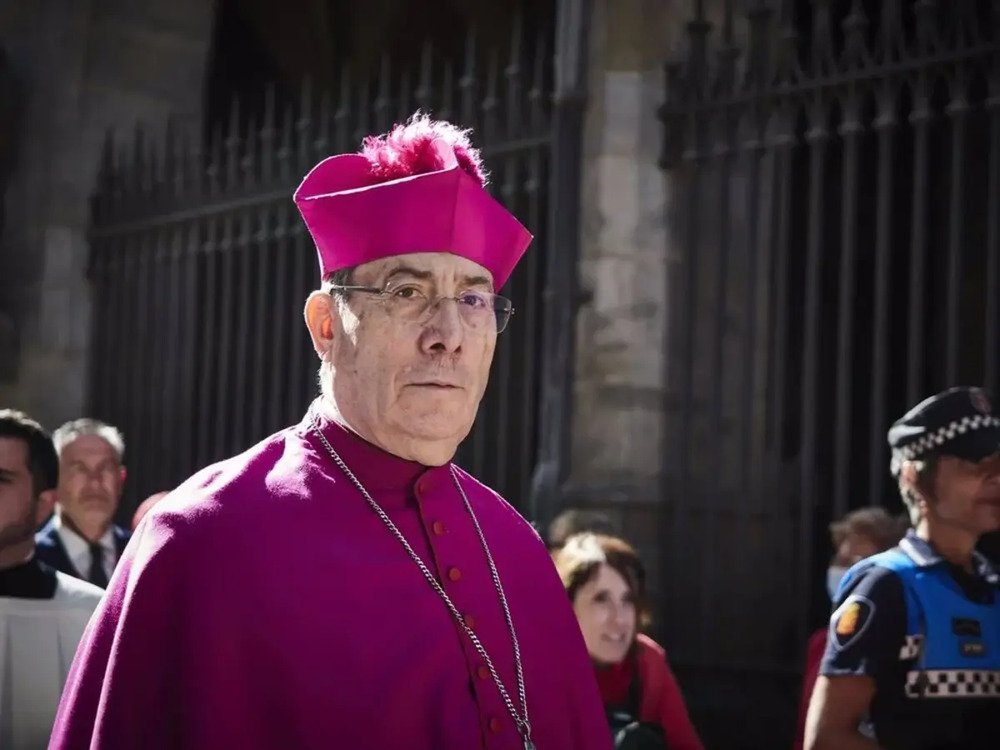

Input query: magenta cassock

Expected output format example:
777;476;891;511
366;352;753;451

48;404;612;750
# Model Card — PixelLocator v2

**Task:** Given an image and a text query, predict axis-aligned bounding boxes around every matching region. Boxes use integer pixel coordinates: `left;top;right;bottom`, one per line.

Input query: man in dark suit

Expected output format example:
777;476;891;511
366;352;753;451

35;419;130;588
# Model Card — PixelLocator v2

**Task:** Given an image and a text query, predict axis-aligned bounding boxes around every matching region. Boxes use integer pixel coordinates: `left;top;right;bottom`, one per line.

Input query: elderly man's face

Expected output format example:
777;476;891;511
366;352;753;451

58;435;124;530
306;252;498;465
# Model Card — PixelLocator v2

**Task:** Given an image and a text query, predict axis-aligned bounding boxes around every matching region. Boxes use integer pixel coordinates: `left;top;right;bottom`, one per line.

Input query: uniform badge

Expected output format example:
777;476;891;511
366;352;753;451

830;595;875;650
952;617;982;636
836;602;861;635
970;388;991;414
960;641;987;658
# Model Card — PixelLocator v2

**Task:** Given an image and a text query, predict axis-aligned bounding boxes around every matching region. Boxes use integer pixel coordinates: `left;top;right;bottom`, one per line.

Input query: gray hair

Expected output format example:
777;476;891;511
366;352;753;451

316;266;358;401
895;455;939;526
323;267;356;302
52;418;125;463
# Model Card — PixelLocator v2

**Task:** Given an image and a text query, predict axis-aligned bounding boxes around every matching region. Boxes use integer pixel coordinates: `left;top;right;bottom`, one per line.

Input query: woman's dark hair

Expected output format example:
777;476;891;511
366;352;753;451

0;409;58;495
546;508;616;550
829;506;907;552
552;533;651;629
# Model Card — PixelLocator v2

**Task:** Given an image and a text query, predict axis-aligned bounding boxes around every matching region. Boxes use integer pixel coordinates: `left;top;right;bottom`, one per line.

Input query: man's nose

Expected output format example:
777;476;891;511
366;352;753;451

420;298;464;353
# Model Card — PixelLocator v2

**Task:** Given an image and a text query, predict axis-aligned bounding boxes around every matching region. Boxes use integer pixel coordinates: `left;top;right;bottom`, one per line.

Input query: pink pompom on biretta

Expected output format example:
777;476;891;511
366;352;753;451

294;110;532;287
360;111;489;188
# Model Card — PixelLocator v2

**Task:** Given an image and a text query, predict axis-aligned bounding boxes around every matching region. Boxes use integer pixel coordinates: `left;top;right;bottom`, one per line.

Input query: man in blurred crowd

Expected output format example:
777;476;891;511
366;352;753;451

0;410;103;749
806;386;1000;750
51;114;611;750
35;419;130;588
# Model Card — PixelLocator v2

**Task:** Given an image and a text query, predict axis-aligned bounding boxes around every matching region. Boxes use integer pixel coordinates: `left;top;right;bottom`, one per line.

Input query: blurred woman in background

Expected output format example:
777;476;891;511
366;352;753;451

553;533;703;750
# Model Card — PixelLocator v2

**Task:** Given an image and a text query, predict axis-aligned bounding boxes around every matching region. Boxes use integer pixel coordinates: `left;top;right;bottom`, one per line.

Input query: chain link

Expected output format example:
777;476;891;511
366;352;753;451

310;417;533;745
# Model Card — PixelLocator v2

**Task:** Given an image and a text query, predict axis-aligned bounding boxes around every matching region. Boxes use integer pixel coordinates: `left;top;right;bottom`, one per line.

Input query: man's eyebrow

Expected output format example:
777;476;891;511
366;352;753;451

461;275;494;292
381;265;435;286
379;265;494;292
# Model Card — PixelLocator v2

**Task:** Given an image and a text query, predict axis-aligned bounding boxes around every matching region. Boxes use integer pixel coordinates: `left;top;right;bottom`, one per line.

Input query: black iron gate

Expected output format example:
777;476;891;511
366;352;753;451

86;24;560;518
659;0;998;744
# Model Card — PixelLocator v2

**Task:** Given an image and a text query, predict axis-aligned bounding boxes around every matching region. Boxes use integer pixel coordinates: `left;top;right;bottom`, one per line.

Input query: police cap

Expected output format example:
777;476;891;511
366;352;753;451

888;386;1000;474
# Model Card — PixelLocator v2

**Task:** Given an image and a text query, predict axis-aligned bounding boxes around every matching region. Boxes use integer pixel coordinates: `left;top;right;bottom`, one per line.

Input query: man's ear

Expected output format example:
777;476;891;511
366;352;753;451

304;291;336;357
34;489;57;527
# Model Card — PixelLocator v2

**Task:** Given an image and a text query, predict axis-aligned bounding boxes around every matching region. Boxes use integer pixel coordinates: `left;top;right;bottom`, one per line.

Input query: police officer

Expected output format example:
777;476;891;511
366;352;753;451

804;386;1000;750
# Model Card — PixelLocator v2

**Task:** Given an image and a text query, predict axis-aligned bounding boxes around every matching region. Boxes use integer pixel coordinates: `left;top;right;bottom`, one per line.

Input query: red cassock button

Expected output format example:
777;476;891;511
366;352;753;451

477;665;490;680
464;614;476;629
448;567;462;582
432;520;447;536
416;475;432;496
489;718;502;733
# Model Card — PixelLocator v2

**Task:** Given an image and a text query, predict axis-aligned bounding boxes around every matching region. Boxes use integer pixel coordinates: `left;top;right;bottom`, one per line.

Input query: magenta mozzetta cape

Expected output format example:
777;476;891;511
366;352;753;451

49;404;612;750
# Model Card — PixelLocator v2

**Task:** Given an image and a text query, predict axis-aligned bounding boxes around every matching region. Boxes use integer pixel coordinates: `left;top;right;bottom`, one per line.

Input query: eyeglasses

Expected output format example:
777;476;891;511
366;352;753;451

329;284;515;334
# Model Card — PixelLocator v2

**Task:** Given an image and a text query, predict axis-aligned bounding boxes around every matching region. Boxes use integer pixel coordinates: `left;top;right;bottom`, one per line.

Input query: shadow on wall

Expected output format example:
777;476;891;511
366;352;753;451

0;43;22;236
0;44;25;385
0;310;17;382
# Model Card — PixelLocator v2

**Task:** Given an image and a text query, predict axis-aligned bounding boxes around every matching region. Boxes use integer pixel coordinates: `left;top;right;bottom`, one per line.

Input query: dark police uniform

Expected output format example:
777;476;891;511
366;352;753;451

819;386;1000;750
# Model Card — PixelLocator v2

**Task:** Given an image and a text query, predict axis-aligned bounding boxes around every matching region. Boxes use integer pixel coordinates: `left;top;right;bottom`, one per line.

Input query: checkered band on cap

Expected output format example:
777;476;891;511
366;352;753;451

894;414;1000;462
905;669;1000;698
898;634;923;660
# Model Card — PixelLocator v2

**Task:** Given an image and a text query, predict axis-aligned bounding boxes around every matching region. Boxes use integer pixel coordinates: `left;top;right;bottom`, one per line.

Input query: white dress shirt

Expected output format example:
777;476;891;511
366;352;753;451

53;515;115;582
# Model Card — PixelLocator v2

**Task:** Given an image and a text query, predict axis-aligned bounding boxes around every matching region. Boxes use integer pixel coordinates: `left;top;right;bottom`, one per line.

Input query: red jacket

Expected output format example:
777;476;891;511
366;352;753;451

793;629;828;750
595;633;704;750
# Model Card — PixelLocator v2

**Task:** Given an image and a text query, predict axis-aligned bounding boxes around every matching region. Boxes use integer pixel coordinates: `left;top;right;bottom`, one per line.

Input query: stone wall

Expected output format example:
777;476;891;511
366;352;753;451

566;0;687;585
0;0;216;427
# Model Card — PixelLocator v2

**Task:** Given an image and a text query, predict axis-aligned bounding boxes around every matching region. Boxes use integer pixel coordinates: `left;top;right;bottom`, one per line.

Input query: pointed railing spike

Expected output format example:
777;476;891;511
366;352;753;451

207;122;223;197
145;124;159;204
440;60;454;121
296;77;314;171
504;15;523;140
398;67;413;123
175;127;190;200
481;47;500;144
225;96;241;191
375;53;392;132
242;114;258;190
163;116;180;202
460;28;478;128
528;30;546;132
334;65;353;154
416;41;434;114
316;88;333;159
353;78;371;148
260;83;277;183
277;103;294;182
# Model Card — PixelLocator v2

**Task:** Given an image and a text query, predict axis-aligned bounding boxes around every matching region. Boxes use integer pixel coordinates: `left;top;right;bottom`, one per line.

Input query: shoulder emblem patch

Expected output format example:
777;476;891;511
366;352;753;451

830;595;875;651
836;602;861;636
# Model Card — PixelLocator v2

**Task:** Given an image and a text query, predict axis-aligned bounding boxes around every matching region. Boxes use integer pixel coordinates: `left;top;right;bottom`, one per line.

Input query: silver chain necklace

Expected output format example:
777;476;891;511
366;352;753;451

310;418;534;750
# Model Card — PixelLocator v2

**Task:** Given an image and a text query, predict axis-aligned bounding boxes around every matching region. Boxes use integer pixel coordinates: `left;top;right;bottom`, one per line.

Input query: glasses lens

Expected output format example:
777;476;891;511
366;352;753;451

494;296;513;333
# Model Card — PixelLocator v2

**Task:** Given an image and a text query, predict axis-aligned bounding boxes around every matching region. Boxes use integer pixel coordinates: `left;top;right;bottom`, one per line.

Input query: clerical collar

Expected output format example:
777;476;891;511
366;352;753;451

0;555;58;600
303;399;445;496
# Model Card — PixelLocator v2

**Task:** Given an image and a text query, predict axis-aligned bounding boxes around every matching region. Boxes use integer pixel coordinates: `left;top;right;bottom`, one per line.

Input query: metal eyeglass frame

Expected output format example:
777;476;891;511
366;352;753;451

327;285;516;334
